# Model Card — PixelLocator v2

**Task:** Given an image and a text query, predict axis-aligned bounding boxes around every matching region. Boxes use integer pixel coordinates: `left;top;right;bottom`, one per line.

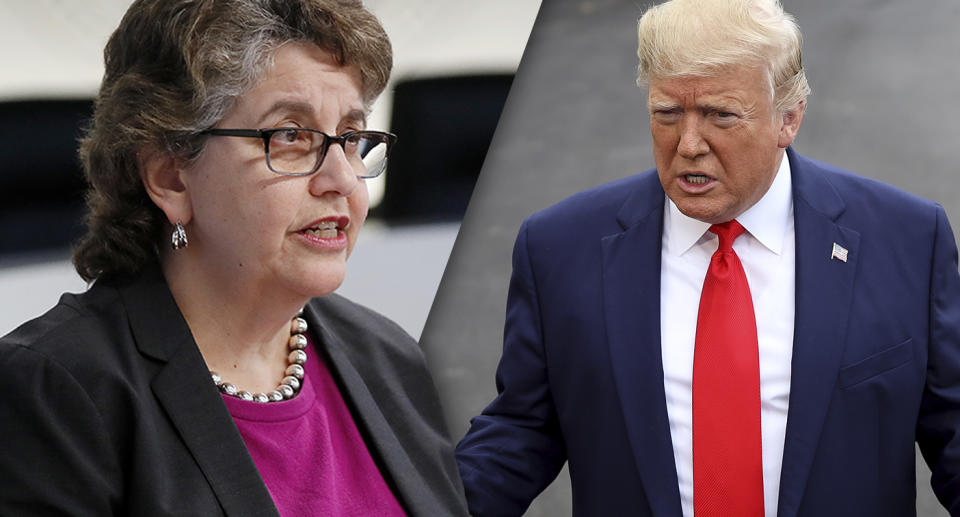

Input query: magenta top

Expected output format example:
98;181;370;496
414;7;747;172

221;337;407;517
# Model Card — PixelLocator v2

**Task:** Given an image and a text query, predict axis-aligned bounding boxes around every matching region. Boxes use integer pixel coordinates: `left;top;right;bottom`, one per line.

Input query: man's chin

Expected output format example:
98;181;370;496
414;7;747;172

672;198;736;225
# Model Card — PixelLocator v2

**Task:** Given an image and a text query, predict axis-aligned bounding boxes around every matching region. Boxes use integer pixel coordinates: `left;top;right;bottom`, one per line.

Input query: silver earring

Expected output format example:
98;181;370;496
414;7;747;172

171;221;189;250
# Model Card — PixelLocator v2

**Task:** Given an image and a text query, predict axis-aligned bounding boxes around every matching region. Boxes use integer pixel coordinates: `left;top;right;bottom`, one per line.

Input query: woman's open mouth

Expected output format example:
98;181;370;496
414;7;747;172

297;216;349;249
302;220;339;239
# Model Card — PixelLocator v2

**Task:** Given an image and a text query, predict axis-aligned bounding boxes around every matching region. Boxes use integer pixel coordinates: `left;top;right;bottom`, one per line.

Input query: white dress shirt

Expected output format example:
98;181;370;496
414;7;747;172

660;155;795;517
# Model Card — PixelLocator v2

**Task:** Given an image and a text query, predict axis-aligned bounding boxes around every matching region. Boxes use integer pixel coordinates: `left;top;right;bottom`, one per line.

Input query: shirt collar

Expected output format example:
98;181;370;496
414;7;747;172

663;152;793;256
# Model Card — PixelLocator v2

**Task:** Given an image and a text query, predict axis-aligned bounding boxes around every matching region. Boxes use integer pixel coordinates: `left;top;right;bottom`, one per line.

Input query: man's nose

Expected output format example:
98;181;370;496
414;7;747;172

677;116;709;159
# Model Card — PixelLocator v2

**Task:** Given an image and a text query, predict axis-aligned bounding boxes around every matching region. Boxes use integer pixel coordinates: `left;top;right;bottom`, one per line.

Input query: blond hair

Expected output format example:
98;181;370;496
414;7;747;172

636;0;810;113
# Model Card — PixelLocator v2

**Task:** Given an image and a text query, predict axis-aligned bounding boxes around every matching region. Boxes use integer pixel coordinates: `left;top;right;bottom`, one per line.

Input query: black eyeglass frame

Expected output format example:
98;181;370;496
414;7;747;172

201;127;397;178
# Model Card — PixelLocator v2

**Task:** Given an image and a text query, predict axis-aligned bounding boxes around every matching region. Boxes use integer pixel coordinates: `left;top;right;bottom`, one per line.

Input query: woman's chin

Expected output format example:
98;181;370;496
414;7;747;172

286;264;347;299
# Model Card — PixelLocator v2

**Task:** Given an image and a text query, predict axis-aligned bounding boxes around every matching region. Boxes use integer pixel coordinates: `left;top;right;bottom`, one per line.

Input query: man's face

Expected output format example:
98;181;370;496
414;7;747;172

648;65;802;224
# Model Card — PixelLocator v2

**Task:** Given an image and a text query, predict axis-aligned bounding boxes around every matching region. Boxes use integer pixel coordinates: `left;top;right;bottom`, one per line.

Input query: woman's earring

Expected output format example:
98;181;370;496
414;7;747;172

171;221;189;250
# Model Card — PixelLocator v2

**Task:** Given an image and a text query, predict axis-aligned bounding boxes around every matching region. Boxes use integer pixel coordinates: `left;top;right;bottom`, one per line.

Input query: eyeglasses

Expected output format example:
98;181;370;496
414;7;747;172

201;127;397;178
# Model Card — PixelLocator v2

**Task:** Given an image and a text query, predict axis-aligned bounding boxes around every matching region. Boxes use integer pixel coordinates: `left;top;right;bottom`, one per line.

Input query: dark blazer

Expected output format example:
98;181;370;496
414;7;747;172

456;149;960;516
0;263;468;516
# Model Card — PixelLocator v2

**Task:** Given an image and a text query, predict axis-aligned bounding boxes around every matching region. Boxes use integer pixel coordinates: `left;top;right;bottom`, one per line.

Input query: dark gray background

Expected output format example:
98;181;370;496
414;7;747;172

421;0;959;515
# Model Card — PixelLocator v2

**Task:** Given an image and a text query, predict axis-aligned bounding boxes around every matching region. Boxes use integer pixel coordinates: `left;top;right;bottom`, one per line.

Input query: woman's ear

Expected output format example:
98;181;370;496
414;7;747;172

139;146;192;225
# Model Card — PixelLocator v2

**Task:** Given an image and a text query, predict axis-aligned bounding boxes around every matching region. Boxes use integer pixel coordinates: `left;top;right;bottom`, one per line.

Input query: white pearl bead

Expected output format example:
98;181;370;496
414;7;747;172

288;349;307;365
282;376;301;391
288;334;308;350
279;384;295;398
291;317;308;334
285;364;305;379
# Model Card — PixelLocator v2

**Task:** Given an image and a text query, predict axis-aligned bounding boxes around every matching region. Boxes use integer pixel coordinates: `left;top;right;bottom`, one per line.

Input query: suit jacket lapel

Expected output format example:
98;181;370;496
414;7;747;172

304;304;433;516
121;265;279;517
602;172;684;516
777;150;861;517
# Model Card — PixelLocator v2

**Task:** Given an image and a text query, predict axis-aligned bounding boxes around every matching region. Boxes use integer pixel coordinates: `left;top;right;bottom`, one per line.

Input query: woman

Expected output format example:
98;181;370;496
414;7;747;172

0;1;467;515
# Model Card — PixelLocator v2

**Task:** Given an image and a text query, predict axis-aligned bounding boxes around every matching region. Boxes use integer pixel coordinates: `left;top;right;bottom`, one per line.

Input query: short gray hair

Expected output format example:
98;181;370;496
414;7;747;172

636;0;810;113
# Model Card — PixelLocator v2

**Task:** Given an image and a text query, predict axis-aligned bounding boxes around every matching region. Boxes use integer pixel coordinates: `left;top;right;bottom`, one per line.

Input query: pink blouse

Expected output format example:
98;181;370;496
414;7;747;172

222;337;407;517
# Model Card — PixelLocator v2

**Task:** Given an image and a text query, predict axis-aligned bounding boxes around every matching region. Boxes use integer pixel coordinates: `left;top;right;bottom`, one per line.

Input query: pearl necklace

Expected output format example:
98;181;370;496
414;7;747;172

211;314;308;403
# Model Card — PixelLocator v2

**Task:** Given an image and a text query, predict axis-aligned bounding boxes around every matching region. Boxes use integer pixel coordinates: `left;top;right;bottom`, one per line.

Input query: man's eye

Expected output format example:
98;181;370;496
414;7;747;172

713;111;738;119
709;111;740;125
653;110;680;121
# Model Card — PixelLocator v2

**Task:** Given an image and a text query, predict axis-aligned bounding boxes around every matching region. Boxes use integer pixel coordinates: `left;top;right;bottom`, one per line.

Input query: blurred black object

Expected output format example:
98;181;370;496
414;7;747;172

376;74;513;222
0;99;92;255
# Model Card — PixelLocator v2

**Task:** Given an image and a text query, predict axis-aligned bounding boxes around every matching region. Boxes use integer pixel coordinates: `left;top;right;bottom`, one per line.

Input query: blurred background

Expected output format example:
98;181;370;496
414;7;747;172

0;0;541;339
422;0;959;515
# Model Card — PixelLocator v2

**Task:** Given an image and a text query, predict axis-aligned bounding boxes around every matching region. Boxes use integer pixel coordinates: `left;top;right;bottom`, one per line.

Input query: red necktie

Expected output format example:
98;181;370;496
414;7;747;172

692;220;764;517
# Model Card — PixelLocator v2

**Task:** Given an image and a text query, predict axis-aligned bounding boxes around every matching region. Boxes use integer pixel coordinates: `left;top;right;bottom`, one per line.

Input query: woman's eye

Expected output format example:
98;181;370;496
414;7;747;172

270;128;311;150
342;133;362;153
277;129;300;143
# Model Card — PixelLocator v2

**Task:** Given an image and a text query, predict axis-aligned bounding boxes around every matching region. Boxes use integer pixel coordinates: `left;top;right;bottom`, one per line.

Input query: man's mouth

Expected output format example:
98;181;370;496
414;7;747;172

684;173;711;185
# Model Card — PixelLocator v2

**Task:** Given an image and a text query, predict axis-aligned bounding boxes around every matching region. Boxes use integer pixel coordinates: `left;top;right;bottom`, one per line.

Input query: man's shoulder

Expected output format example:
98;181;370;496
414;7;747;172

525;169;662;233
792;151;940;220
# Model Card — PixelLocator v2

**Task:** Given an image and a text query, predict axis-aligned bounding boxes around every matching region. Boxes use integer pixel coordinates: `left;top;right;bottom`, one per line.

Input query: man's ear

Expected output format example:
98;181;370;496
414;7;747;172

139;147;191;225
778;100;805;148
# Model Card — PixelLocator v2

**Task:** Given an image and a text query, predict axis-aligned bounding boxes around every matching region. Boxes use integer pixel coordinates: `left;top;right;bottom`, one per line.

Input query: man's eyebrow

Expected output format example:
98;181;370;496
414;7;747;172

696;95;745;110
648;99;679;112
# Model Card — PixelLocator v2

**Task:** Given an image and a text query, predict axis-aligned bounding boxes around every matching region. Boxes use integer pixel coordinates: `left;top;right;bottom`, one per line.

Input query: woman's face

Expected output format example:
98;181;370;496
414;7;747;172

182;43;369;298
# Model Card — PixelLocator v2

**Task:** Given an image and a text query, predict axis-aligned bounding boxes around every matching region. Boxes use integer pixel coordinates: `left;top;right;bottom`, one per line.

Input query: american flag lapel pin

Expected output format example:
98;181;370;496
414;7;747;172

831;242;848;262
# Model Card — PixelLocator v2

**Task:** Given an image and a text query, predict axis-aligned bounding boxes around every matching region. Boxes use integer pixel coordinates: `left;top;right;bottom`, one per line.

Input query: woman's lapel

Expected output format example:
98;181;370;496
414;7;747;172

120;264;280;517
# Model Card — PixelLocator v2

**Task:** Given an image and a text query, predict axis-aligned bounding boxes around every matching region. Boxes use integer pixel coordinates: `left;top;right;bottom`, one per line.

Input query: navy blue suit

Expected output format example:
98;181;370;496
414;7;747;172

456;149;960;516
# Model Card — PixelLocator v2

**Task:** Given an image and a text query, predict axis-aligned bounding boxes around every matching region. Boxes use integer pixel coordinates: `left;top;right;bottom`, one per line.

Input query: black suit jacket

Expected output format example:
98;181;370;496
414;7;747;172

0;263;467;516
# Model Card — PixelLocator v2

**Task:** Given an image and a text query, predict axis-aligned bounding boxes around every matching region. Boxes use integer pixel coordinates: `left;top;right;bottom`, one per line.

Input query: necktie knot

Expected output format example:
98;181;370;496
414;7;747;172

709;220;746;251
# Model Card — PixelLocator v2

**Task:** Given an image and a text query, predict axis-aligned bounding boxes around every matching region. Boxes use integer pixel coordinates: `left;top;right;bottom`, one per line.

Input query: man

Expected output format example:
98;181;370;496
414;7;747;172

455;0;960;516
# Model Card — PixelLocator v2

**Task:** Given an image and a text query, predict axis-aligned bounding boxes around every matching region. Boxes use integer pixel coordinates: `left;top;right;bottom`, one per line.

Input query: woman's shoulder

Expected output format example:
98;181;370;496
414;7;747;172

0;281;136;386
304;293;429;382
305;293;418;349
